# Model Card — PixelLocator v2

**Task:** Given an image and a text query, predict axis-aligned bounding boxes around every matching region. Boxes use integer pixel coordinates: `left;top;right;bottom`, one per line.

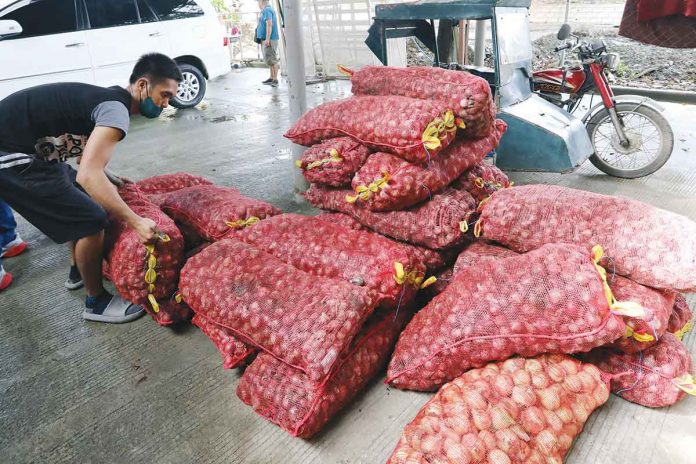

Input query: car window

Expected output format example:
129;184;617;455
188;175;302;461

85;0;140;29
147;0;204;21
136;0;158;23
0;0;77;39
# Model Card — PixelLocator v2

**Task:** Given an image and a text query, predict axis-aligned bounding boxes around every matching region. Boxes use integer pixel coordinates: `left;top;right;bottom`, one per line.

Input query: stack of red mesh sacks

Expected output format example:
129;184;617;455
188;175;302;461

103;183;190;326
466;184;696;408
228;213;443;437
293;66;508;285
178;224;423;438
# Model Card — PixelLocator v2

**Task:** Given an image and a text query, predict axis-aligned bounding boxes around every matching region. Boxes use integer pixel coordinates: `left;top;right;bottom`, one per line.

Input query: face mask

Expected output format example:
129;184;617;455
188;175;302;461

138;84;163;119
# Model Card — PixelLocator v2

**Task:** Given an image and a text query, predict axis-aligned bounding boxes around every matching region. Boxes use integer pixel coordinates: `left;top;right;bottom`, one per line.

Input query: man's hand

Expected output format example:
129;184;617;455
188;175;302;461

132;217;158;244
265;39;271;47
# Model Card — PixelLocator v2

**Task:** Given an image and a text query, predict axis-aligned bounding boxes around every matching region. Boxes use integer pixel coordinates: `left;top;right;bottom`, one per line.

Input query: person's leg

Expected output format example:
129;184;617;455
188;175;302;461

0;199;17;244
74;231;105;298
0;158;143;322
65;240;83;289
0;199;26;257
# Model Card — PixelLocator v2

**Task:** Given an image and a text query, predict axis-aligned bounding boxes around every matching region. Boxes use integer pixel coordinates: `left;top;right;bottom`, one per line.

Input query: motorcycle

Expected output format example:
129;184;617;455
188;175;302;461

533;24;674;178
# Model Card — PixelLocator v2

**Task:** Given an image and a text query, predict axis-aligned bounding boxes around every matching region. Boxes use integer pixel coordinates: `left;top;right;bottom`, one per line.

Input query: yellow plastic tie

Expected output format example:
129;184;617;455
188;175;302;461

474;177;486;189
226;216;260;229
420;276;437;289
346;171;389;203
305;148;343;170
455;118;466;130
624;325;655;343
673;374;696;396
459;221;469;233
393;262;436;289
144;242;160;313
295;159;303;168
148;294;160;313
174;293;183;304
674;319;693;340
592;245;647;319
393;262;406;285
474;219;483;238
422;122;442;151
442;110;457;134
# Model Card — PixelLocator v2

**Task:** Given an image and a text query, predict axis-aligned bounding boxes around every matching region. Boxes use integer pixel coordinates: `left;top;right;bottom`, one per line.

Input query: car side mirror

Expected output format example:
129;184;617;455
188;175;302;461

0;20;22;41
557;23;571;40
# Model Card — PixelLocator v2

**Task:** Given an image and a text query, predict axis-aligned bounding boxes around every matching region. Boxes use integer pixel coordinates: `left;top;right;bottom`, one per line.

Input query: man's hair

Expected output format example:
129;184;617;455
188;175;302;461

129;53;183;84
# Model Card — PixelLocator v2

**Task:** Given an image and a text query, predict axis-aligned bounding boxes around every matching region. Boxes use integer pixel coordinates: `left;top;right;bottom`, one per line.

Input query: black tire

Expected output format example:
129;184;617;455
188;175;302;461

171;64;207;109
586;102;674;178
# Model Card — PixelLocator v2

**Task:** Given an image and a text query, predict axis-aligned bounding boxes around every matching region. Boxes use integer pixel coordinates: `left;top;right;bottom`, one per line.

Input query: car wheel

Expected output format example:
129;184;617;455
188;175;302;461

172;64;207;109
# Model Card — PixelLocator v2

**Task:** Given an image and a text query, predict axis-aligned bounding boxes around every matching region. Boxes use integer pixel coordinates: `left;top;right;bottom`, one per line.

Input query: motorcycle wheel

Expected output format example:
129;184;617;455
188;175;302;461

586;102;674;178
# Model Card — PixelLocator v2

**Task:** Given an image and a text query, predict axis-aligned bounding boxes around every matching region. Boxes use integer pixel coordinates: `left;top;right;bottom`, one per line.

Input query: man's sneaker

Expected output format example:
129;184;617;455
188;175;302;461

1;236;27;259
270;80;279;88
0;267;12;292
262;78;273;85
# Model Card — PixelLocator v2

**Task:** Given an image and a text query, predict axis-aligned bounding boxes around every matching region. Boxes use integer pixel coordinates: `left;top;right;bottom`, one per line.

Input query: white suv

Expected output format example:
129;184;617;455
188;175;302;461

0;0;230;108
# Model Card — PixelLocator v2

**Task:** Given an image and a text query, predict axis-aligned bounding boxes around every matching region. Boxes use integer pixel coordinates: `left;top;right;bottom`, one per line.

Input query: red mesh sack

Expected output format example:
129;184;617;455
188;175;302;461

582;333;695;408
348;120;506;211
345;65;494;133
315;212;452;272
387;354;610;464
237;308;410;438
161;185;281;242
295;137;371;187
179;238;376;382
452;162;511;204
306;185;476;249
232;213;426;309
605;276;676;354
284;96;461;165
477;184;696;292
105;185;185;325
135;172;213;194
387;244;627;391
150;299;194;326
461;97;498;139
453;241;518;275
192;314;256;369
316;211;365;230
667;294;693;340
451;243;673;354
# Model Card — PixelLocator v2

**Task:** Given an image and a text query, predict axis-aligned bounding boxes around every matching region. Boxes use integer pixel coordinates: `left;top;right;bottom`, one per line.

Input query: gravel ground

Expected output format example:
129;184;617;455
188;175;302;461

407;30;696;92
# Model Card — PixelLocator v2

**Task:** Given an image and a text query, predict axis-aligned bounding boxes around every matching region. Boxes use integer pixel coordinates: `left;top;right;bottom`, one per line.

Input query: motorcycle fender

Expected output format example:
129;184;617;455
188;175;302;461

581;95;666;123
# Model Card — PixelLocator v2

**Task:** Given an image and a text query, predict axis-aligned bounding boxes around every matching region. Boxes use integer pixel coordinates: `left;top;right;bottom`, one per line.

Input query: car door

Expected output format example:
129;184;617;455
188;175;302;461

0;0;94;101
83;0;172;88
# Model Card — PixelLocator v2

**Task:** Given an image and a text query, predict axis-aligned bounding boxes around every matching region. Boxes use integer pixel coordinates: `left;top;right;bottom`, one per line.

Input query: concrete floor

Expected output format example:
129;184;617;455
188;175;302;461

1;68;695;464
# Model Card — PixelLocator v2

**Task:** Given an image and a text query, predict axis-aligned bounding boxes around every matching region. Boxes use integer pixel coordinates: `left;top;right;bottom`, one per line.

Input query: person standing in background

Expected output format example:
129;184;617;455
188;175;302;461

257;0;280;88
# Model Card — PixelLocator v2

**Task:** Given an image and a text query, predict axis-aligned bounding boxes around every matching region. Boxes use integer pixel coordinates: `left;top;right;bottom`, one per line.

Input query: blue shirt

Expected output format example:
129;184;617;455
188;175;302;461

257;6;279;41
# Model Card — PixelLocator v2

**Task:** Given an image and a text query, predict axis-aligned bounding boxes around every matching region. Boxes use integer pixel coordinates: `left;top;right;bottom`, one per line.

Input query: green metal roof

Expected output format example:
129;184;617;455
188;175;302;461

374;0;531;21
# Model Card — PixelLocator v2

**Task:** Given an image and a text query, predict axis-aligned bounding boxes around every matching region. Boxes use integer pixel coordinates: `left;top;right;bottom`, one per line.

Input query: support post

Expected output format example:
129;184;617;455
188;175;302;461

284;0;309;194
474;20;486;66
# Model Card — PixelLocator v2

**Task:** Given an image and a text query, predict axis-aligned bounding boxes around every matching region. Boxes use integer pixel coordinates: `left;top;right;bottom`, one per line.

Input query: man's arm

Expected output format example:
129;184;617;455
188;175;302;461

76;126;157;243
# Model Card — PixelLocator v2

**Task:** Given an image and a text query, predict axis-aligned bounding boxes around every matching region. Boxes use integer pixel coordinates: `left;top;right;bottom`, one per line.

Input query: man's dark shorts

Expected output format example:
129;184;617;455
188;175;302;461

0;153;108;244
